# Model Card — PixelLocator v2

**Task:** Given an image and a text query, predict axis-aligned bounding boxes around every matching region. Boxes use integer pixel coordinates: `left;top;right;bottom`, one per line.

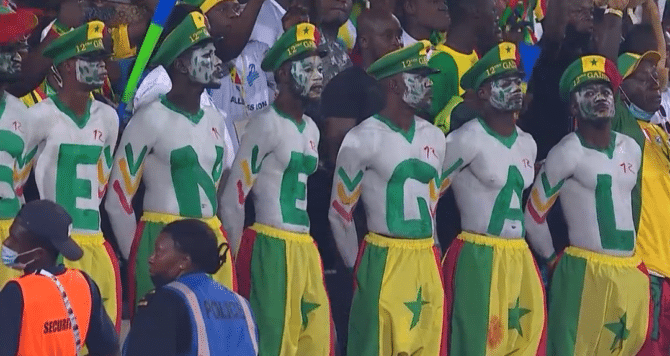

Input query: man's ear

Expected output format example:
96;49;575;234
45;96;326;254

477;84;489;101
172;56;190;75
359;35;369;49
569;95;580;117
389;76;403;95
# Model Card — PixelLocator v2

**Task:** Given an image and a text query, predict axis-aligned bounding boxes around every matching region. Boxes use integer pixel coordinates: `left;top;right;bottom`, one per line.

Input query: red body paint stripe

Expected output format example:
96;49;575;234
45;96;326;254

332;200;353;222
528;201;546;223
113;180;133;214
236;180;245;205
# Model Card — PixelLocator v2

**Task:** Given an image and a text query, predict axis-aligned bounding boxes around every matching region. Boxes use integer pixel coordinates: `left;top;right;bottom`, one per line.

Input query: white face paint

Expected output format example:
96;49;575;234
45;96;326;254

290;55;324;100
488;75;524;112
0;49;21;81
187;43;223;88
75;58;107;87
573;83;615;122
402;72;432;111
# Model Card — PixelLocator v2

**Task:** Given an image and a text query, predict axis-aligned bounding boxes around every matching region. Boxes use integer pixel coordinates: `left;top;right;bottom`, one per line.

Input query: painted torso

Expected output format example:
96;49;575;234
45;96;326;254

527;132;641;256
0;93;31;219
221;104;320;249
336;115;446;238
446;119;536;238
27;97;118;233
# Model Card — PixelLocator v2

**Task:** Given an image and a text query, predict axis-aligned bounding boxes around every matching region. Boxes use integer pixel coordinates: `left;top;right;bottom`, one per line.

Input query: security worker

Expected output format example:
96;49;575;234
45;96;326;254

124;219;258;355
0;200;119;356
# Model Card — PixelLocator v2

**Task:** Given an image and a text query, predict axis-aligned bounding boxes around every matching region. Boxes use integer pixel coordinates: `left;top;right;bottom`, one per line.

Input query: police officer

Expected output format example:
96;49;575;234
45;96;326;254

0;200;119;356
124;219;258;355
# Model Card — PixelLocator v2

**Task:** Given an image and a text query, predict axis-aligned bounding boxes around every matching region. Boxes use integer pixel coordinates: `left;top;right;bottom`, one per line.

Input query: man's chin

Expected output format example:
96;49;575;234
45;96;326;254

204;80;223;89
0;73;21;84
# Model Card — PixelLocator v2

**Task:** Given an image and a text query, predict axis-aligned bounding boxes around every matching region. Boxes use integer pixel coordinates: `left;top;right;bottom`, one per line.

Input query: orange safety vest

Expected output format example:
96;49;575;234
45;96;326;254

14;269;92;356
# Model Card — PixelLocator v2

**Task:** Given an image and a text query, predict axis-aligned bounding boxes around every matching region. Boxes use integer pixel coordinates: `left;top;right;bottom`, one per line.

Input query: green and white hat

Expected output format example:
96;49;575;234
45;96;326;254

261;23;322;72
460;42;522;90
366;40;437;80
559;55;621;101
617;51;661;80
42;20;107;66
151;11;212;67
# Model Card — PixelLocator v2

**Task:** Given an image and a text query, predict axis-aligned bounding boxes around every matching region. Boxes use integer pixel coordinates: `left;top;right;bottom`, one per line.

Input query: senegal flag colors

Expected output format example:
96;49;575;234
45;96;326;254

235;223;334;356
443;231;546;355
348;232;445;356
128;212;236;309
547;246;651;355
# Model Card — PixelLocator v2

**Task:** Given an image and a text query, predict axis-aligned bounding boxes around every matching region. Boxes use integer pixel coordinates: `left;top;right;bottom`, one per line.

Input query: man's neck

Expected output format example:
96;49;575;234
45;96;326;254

379;98;415;131
166;82;203;115
404;20;432;42
320;22;342;40
578;119;612;149
482;110;517;137
274;89;305;123
446;23;477;54
57;85;90;118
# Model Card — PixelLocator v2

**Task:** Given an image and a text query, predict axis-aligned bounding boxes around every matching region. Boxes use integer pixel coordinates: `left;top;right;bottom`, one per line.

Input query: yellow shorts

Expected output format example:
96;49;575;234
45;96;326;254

236;223;334;356
349;232;445;356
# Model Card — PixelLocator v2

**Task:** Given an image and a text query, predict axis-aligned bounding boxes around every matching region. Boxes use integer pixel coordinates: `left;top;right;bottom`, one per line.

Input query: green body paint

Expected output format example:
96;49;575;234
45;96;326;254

386;158;439;238
170;145;219;218
56;144;102;230
279;151;317;227
487;166;525;236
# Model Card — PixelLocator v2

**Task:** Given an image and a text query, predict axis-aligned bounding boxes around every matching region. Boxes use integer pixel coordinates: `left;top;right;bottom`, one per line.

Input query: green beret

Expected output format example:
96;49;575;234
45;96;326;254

559;55;620;101
367;40;437;80
617;51;661;80
43;21;107;66
261;23;321;72
151;11;212;67
460;42;521;90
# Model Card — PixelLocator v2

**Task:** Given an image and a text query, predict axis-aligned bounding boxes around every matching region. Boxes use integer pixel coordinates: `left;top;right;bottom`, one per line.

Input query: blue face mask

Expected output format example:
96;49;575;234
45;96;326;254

621;89;656;121
1;245;39;270
626;100;656;121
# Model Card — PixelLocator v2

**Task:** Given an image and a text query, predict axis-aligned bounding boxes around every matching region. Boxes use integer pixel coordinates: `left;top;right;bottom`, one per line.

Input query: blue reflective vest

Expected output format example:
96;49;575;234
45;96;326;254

166;273;258;356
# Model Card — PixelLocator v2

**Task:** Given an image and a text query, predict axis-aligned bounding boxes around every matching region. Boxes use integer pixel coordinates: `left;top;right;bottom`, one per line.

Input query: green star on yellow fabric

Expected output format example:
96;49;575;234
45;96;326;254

300;298;320;330
605;313;630;352
404;287;429;330
508;297;531;337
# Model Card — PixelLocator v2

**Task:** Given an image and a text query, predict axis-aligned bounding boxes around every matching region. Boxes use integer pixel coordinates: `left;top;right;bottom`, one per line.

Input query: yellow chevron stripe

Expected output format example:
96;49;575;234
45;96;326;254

241;159;253;186
337;182;361;205
97;159;106;185
12;161;33;183
439;178;451;194
530;188;558;215
120;158;142;195
429;179;439;201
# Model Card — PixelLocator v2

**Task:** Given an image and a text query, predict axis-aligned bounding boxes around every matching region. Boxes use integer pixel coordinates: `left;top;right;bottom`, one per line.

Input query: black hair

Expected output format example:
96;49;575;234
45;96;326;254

620;24;658;55
161;219;228;275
